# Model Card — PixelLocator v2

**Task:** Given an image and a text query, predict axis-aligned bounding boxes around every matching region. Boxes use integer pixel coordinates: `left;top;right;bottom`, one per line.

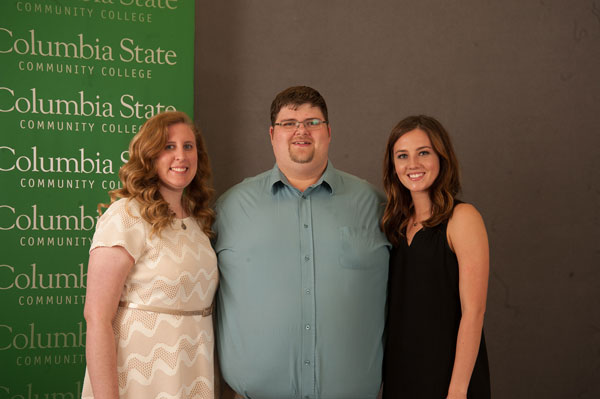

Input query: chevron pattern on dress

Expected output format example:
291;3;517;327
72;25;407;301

126;268;218;305
155;376;214;399
118;334;213;391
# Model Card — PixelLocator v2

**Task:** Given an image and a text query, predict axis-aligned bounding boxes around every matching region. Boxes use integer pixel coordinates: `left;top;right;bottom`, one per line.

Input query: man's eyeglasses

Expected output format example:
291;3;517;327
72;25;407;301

274;119;328;131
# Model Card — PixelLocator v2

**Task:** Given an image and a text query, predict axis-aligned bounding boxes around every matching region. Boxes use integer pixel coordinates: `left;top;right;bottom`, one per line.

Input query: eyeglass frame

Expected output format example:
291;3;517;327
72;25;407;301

273;118;329;131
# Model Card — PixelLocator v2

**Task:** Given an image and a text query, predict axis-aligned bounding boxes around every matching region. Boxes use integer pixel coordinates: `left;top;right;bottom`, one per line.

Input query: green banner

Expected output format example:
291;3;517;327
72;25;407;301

0;0;194;396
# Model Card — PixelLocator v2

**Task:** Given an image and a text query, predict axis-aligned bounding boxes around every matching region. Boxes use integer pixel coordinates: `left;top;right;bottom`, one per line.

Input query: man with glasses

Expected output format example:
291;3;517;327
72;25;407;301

214;86;389;399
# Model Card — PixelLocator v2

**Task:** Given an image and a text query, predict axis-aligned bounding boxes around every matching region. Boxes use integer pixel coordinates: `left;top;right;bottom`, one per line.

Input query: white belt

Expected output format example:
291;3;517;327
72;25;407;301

118;301;213;317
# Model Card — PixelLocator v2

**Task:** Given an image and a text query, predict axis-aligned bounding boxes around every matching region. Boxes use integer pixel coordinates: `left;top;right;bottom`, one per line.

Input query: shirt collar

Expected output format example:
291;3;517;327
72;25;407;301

269;161;337;195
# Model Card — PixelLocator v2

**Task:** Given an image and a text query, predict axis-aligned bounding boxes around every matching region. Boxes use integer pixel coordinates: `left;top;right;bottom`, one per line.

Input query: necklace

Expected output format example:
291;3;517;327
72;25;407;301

174;207;187;230
412;217;423;227
180;208;187;230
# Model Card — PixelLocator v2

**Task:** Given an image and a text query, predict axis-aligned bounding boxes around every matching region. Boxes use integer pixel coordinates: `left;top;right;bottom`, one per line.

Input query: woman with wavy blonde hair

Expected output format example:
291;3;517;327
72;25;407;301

82;111;219;399
382;115;491;399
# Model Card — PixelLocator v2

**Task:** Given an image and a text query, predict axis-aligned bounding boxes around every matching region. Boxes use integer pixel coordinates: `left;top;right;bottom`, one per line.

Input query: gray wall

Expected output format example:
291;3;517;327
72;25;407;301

195;1;600;398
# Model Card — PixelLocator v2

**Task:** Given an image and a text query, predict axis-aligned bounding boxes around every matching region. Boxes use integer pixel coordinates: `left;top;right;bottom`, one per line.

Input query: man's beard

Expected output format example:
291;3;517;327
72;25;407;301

289;146;314;164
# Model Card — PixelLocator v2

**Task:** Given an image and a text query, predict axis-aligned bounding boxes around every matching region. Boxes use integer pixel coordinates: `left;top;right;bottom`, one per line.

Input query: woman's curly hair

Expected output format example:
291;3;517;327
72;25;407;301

382;115;461;247
101;111;215;238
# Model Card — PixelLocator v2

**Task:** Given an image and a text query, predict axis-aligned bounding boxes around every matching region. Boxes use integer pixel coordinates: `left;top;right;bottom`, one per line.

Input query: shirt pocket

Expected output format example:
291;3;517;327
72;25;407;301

338;226;390;269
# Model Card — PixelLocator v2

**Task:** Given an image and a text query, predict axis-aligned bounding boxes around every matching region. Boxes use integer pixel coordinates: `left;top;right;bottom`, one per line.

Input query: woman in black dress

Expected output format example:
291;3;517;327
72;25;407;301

381;115;491;399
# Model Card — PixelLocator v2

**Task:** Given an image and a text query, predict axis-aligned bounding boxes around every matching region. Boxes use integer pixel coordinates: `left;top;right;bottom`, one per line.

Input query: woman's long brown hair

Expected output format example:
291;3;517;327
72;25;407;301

382;115;461;247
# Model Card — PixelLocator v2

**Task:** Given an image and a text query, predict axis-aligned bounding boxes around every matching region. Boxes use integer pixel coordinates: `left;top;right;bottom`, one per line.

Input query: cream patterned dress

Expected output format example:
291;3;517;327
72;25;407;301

81;198;218;399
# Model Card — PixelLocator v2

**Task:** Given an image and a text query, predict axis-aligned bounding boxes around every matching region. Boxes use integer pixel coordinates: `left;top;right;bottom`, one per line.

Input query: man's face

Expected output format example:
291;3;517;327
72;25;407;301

269;103;331;175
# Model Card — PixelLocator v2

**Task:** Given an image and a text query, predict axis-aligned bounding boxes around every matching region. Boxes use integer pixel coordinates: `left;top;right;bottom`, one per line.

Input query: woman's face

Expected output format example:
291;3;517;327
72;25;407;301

392;128;440;194
155;123;198;197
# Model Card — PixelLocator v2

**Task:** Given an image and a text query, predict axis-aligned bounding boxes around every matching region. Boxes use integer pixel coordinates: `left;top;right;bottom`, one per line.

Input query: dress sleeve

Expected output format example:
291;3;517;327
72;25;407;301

89;199;147;262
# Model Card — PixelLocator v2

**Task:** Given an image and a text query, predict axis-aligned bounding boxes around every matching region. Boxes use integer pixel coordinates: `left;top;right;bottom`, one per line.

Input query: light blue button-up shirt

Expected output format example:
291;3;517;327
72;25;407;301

214;162;390;399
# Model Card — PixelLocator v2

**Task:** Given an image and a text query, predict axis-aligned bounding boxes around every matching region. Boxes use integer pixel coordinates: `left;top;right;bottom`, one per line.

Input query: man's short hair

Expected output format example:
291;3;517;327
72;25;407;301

270;86;328;126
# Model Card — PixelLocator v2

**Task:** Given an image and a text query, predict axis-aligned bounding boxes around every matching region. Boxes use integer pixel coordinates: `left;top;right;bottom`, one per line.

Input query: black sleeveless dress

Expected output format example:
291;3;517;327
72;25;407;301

383;215;491;398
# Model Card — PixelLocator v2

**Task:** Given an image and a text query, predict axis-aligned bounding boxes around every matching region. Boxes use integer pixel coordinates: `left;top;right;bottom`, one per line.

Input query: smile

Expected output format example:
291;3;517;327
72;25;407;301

170;167;188;173
408;173;425;180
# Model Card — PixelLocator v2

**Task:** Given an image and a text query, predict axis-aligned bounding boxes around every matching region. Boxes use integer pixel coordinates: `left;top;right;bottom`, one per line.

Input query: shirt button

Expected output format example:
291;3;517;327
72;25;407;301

304;255;310;261
305;289;311;295
305;324;311;330
304;360;310;366
304;224;309;228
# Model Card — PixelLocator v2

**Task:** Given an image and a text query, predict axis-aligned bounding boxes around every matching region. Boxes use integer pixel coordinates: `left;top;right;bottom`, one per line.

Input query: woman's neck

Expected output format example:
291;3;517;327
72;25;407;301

159;186;185;217
410;190;432;221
